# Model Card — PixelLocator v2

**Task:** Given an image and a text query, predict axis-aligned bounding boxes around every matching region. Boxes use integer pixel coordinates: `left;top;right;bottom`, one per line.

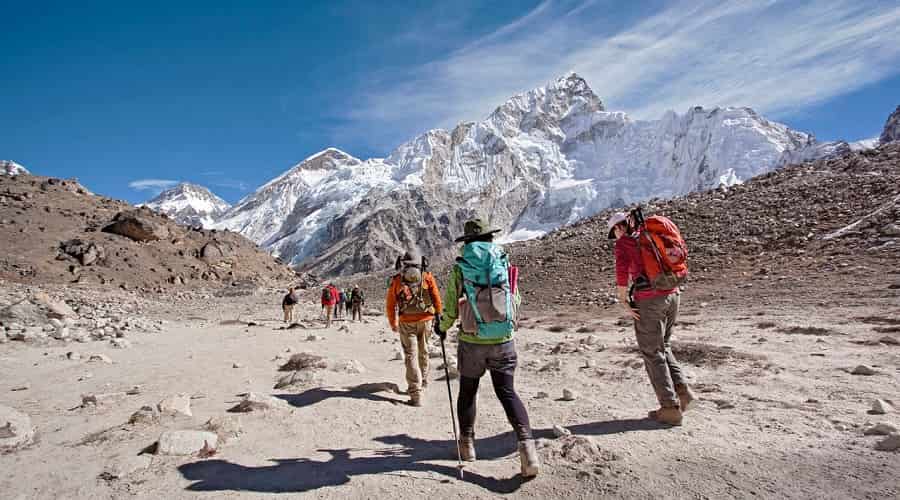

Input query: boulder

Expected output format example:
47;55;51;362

228;393;285;413
871;399;895;415
851;365;877;376
156;430;218;456
204;416;243;443
335;359;366;374
0;405;36;452
102;210;169;242
200;241;229;263
129;406;161;425
60;239;106;266
32;291;76;319
864;422;898;436
157;394;192;417
278;352;328;371
274;370;322;390
561;388;578;401
0;299;46;326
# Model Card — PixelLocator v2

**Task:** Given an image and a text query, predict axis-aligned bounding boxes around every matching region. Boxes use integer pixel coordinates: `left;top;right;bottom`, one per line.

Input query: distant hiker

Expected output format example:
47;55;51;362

608;208;696;426
336;289;346;320
321;284;339;327
345;288;353;317
435;219;539;478
350;284;365;322
386;251;443;407
282;287;298;323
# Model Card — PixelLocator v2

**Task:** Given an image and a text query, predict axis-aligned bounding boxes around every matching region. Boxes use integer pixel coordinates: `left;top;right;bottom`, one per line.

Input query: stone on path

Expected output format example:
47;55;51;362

335;359;366;374
228;392;285;413
553;424;572;437
129;406;161;425
278;352;328;371
156;430;218;456
274;370;322;390
0;405;36;452
561;388;578;401
871;399;894;415
880;336;900;346
874;433;900;452
89;354;113;364
204;416;243;443
851;365;877;376
157;394;192;417
864;422;898;436
535;391;549;399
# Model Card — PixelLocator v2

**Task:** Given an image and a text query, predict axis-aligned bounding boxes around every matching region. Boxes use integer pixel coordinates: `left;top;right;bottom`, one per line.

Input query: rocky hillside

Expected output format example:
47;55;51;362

143;182;231;228
505;142;900;311
0;173;295;291
216;73;847;277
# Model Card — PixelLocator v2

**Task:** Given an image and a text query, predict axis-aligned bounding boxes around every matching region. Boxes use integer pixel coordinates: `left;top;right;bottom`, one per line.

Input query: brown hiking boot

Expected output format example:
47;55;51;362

648;406;683;426
459;437;476;462
518;440;540;478
676;384;697;412
409;393;422;407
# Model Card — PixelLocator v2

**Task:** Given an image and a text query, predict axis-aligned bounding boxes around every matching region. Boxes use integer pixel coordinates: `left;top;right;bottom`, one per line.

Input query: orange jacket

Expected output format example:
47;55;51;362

385;272;443;329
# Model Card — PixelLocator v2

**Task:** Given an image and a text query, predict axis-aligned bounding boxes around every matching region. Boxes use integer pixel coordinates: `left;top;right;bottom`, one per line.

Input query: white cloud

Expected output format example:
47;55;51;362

344;0;900;149
128;179;179;192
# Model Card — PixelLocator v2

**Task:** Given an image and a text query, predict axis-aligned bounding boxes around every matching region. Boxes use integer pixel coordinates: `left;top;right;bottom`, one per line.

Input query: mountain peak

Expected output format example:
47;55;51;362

880;105;900;144
144;182;230;228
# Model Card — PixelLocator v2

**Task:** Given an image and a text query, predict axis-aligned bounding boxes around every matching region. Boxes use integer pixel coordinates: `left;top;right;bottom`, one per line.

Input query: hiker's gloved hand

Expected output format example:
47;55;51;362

433;315;445;340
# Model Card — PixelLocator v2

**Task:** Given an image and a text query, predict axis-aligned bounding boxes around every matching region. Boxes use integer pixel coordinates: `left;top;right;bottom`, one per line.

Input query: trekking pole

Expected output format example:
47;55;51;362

440;336;464;479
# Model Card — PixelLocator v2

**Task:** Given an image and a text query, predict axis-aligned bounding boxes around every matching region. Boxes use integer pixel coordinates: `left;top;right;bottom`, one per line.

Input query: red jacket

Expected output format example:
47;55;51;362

321;286;339;306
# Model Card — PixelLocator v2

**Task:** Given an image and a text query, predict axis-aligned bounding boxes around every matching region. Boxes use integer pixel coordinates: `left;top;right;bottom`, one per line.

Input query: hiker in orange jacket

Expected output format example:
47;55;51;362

385;251;443;406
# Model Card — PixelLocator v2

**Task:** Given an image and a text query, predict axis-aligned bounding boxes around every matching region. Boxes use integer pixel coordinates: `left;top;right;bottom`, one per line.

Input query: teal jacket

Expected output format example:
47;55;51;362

438;243;521;345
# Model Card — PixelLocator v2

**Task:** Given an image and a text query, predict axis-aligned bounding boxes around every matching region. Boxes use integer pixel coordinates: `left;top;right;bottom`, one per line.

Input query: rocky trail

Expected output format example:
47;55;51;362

1;281;898;499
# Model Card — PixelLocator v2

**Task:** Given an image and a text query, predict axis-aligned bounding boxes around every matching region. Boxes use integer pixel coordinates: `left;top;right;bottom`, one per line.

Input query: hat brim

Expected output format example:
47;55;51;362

455;228;502;243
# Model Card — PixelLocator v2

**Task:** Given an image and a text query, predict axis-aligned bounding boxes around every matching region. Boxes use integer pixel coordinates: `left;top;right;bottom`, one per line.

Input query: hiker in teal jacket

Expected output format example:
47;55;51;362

435;218;539;478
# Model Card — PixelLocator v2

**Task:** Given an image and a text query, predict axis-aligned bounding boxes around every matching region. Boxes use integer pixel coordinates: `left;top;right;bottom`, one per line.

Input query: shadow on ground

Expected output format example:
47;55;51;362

177;419;663;494
274;383;405;408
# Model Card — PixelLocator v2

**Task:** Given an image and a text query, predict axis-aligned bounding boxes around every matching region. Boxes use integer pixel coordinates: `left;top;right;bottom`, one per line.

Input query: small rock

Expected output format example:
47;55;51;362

879;336;900;346
273;370;322;390
81;392;127;406
110;339;130;349
335;359;366;374
535;391;549;399
155;430;218;456
391;350;404;361
100;454;152;480
715;400;736;410
10;384;29;391
871;399;894;415
0;405;36;452
67;351;82;361
89;354;113;364
851;365;877;376
232;362;243;369
540;359;563;372
157;394;192;417
864;422;899;436
204;415;243;443
874;433;900;452
553;424;572;437
561;389;578;401
278;352;327;371
129;406;161;425
228;392;282;413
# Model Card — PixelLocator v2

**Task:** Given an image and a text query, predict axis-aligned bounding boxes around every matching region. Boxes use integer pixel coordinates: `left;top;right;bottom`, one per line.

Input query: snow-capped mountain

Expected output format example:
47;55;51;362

1;160;29;176
143;182;231;228
215;73;847;276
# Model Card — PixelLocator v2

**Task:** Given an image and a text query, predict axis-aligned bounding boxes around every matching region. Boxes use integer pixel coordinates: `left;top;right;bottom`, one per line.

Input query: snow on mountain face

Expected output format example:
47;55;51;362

143;183;231;228
1;160;29;176
881;105;900;144
216;73;846;277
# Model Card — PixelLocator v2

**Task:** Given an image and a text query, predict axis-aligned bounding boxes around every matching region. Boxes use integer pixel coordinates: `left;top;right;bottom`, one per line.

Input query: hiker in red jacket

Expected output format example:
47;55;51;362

321;284;339;328
608;211;696;426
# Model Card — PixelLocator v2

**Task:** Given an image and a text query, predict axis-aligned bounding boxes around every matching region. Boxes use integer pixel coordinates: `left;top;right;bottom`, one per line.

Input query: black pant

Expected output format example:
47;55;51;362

457;371;532;441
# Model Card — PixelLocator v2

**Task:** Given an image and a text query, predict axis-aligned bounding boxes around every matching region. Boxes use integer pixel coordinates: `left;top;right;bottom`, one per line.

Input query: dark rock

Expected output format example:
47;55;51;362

102;210;169;242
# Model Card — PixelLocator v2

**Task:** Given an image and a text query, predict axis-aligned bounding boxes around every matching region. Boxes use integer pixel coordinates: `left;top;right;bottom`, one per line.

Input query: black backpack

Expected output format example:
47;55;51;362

321;287;331;302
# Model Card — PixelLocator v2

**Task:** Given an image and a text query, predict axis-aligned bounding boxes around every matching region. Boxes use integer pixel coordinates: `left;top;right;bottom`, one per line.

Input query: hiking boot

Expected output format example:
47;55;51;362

648;406;683;426
409;393;422;407
459;436;476;462
675;384;697;412
518;440;540;478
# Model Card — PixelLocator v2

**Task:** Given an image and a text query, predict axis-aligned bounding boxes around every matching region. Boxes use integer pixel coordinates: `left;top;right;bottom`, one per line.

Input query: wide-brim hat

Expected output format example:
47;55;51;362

455;218;502;243
607;212;628;239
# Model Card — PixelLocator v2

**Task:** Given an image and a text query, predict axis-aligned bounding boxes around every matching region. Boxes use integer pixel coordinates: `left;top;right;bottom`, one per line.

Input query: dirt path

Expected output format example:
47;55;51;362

1;290;899;499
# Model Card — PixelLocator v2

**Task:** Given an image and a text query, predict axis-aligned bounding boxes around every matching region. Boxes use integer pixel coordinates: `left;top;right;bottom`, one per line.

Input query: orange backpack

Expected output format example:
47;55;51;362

635;213;688;290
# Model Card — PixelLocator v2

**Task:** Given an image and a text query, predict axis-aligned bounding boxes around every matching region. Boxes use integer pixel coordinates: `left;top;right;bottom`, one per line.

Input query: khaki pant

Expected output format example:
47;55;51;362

324;305;334;327
399;320;431;396
283;304;294;323
634;293;684;408
351;303;362;321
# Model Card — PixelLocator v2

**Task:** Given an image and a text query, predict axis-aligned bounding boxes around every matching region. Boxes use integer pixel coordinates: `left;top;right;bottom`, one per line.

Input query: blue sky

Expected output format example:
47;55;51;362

3;0;899;205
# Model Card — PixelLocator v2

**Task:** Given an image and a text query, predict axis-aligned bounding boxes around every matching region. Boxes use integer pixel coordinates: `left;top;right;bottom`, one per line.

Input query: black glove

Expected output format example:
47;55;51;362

433;314;446;340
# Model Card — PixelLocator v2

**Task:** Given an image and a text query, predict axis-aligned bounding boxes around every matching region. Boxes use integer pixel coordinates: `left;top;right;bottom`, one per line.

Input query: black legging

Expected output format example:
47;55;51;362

457;371;532;441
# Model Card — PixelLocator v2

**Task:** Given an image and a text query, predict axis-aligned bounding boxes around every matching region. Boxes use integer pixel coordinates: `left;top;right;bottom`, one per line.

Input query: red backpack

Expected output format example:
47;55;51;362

633;210;688;290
